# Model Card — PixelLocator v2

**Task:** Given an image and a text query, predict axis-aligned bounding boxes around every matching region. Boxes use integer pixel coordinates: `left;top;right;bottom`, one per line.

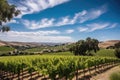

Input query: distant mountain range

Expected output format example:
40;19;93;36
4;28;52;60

0;40;120;48
0;40;64;47
0;40;40;47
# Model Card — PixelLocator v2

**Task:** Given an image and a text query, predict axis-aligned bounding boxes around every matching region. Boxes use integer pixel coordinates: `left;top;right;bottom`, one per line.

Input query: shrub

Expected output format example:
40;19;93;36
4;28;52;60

110;71;120;80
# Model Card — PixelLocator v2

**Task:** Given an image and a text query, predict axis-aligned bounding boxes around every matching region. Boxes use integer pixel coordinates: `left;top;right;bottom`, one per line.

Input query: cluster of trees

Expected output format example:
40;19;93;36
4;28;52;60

114;42;120;58
70;37;99;56
0;0;20;32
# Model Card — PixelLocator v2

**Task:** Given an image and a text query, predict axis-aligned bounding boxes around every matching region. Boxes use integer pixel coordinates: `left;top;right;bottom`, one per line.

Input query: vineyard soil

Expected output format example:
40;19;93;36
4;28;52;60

90;66;120;80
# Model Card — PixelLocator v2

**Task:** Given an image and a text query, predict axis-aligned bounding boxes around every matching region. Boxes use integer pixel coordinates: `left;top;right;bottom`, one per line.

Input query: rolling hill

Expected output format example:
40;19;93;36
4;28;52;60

0;40;63;47
0;40;43;47
99;40;120;48
0;40;120;49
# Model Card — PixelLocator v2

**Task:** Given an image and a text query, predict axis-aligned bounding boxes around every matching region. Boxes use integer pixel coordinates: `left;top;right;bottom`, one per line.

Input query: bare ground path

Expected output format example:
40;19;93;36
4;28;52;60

90;66;120;80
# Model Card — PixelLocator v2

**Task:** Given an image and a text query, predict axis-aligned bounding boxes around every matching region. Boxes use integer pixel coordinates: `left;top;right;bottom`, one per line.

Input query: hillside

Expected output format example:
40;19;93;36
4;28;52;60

0;40;120;49
0;41;41;47
0;40;63;47
98;40;120;48
0;40;7;46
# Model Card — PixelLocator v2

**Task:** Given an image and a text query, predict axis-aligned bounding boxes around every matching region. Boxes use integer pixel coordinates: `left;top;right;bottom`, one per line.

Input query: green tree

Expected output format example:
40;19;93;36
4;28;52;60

86;37;99;55
69;40;87;55
0;0;20;32
70;37;99;56
114;42;120;48
86;37;93;55
114;42;120;58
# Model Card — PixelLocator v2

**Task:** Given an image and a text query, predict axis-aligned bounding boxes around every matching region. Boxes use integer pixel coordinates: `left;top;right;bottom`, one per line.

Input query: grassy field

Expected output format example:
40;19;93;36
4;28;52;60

110;71;120;80
44;49;116;57
0;46;14;51
0;46;14;54
24;47;44;52
95;49;115;57
0;45;116;57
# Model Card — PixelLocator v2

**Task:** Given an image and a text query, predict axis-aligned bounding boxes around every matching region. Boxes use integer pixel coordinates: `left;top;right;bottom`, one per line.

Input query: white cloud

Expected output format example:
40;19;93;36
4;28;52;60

9;0;70;18
108;23;118;28
78;27;88;32
4;30;60;36
79;10;105;23
23;18;55;29
66;29;74;34
87;23;110;32
22;5;107;29
74;5;107;23
0;30;73;42
78;22;117;32
55;16;75;26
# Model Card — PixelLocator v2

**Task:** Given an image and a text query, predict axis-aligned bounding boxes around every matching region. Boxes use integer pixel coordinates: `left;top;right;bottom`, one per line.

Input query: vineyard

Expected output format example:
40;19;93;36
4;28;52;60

0;55;120;80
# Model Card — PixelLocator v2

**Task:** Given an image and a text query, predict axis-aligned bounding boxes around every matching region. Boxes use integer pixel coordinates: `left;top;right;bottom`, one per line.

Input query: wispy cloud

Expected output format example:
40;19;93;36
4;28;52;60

108;23;118;28
55;16;75;26
4;30;60;36
87;23;110;32
66;29;74;34
78;5;107;23
0;30;73;42
78;27;88;32
23;5;107;29
8;0;70;18
78;22;118;32
23;18;55;29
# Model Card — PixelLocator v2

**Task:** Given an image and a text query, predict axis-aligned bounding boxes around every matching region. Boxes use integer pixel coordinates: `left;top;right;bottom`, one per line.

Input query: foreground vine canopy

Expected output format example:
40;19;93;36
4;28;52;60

0;55;120;80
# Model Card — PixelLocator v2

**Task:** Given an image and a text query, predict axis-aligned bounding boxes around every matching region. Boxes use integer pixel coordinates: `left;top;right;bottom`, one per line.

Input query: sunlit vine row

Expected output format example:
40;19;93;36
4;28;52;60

0;55;119;80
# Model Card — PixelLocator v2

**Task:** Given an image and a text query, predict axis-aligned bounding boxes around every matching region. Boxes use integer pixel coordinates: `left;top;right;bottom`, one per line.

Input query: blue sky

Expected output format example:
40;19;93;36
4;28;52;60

0;0;120;42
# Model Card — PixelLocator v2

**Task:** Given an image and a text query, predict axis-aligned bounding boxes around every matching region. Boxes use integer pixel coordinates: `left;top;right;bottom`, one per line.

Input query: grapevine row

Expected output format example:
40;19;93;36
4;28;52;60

0;56;120;80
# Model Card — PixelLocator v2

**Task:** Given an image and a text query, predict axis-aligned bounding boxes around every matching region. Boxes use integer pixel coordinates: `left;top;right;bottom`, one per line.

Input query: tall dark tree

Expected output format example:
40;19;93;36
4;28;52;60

114;41;120;58
86;37;93;55
92;39;99;53
71;40;87;55
114;41;120;48
0;0;20;32
70;37;99;56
